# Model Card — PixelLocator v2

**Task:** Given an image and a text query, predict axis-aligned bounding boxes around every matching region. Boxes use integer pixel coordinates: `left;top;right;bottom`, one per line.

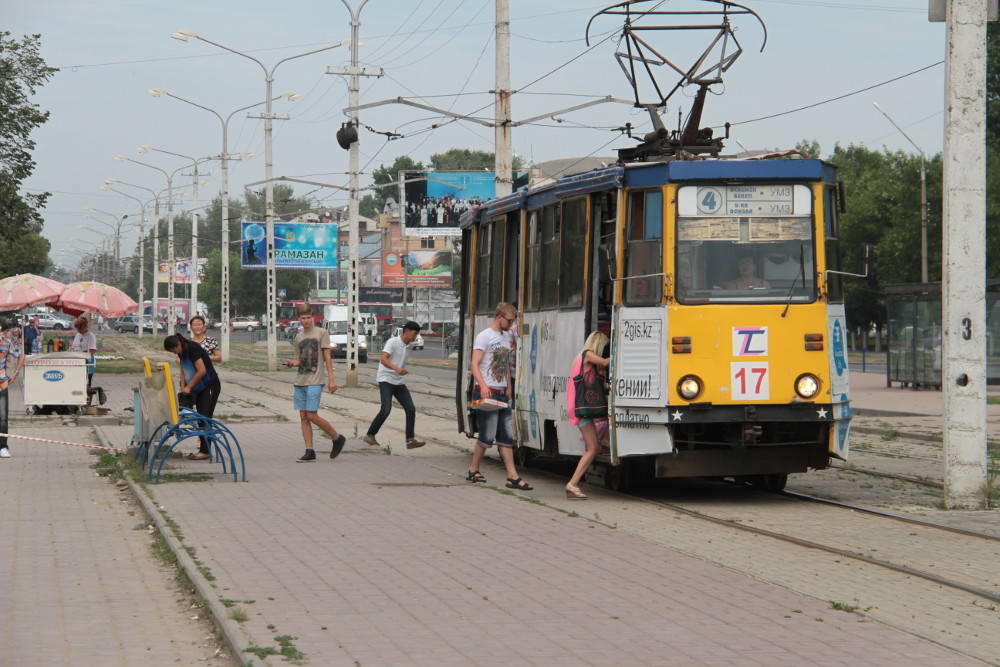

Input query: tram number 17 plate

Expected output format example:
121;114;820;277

731;362;770;401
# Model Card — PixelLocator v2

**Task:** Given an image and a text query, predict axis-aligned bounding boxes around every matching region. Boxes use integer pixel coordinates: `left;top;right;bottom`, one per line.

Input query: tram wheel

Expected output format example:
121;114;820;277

753;473;788;492
604;461;631;493
514;445;535;468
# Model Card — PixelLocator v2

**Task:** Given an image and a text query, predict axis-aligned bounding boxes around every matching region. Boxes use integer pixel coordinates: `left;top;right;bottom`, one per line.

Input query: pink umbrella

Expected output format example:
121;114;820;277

0;273;66;311
56;281;138;318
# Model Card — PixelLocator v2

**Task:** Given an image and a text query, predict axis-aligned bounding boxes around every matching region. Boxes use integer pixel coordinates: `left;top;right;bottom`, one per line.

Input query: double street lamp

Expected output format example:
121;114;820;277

147;86;293;361
82;206;129;280
170;28;347;371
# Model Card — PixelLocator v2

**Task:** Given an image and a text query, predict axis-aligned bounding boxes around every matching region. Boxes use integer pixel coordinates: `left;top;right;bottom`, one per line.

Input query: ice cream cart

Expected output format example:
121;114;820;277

23;351;91;414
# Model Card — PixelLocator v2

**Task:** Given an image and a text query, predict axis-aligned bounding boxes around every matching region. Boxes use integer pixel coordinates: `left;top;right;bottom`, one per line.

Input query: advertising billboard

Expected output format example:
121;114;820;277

381;250;452;288
157;258;207;284
400;171;498;237
240;221;339;270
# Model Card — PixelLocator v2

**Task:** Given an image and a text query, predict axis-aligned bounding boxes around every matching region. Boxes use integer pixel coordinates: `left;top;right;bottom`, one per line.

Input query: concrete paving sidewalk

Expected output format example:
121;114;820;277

0;426;230;666
93;407;977;666
3;365;996;665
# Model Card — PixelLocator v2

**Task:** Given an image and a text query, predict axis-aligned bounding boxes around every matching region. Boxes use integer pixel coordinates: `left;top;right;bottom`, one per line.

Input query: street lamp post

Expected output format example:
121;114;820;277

138;145;213;325
170;29;346;371
101;185;154;336
148;87;293;361
873;102;929;283
105;179;176;335
82;206;129;281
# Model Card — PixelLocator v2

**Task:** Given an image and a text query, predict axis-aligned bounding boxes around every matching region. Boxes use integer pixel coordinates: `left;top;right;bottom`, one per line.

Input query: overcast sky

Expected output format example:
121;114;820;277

8;0;946;267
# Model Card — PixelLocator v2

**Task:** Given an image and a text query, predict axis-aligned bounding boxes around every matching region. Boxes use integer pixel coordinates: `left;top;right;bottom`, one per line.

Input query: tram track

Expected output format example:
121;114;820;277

637;488;1000;605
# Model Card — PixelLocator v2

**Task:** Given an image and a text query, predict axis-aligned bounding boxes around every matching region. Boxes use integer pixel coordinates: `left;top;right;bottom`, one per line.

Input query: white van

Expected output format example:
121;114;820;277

326;318;368;363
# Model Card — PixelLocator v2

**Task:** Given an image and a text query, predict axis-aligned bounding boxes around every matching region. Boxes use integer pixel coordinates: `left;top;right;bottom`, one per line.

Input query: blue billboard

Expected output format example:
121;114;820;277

240;221;339;270
402;170;517;237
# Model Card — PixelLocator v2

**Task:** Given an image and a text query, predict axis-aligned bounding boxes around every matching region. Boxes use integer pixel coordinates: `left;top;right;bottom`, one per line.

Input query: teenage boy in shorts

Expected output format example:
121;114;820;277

285;304;346;462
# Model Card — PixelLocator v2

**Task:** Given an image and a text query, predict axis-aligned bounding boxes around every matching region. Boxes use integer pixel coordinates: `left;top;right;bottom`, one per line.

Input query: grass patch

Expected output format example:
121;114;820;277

228;607;248;623
987;395;1000;405
830;601;860;613
158;472;214;483
880;429;900;441
244;635;305;664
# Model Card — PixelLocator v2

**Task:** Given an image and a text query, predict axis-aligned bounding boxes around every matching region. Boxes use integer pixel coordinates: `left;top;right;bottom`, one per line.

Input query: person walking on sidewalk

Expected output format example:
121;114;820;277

466;302;532;491
163;332;222;461
0;319;23;459
285;304;346;462
363;321;425;450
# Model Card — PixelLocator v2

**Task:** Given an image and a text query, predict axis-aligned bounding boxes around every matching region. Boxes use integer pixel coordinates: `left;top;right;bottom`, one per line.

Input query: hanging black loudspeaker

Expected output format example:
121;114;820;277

336;123;358;150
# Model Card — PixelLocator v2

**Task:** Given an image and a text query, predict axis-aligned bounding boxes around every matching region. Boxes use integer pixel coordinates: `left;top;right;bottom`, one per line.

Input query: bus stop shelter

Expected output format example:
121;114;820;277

885;280;1000;388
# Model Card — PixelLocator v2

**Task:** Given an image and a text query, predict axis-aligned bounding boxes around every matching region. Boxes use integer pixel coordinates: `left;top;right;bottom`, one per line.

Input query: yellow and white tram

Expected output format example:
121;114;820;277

456;158;853;491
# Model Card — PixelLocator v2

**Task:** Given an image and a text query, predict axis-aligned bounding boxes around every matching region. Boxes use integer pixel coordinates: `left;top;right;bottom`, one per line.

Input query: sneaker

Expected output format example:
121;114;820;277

297;449;316;463
405;438;426;450
97;388;107;405
329;434;347;460
0;447;9;458
362;434;380;447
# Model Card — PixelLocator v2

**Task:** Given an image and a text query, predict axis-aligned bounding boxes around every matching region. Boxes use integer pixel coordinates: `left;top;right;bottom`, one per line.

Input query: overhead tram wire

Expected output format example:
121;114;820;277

362;0;428;61
723;61;944;129
57;2;619;70
379;0;493;70
372;0;455;66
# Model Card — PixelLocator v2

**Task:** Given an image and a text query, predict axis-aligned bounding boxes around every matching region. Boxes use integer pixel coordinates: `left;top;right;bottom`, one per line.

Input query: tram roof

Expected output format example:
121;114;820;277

458;158;837;228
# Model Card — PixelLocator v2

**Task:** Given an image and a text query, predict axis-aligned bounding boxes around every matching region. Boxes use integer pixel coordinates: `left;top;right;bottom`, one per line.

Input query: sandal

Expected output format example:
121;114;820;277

466;470;486;483
506;477;533;491
187;452;210;461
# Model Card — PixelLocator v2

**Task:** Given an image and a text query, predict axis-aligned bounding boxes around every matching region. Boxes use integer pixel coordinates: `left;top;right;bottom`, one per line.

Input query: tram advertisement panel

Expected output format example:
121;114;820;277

610;305;673;457
828;303;852;459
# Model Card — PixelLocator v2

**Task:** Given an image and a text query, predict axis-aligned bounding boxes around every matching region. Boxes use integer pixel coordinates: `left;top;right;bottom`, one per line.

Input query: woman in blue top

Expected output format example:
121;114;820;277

164;333;221;460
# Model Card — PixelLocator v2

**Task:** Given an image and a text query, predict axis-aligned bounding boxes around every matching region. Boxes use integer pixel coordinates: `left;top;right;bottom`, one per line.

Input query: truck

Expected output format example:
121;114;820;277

323;305;368;363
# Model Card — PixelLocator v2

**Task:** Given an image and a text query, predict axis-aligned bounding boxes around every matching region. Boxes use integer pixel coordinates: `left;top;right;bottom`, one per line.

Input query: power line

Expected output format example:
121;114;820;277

725;61;944;128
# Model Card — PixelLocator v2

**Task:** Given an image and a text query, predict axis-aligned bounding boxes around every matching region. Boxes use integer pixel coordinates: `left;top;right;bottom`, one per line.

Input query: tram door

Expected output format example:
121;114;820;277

589;191;616;336
609;188;673;460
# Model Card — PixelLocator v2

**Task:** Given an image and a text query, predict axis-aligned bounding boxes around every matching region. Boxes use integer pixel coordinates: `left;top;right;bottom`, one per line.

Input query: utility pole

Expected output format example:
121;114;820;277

941;0;989;509
495;0;513;198
191;163;200;319
327;0;380;387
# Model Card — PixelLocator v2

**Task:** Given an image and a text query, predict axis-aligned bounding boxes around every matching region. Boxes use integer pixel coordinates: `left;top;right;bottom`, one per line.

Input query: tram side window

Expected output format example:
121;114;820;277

475;223;492;314
525;212;541;311
560;198;587;309
503;212;520;305
625;190;663;305
824;187;844;303
540;204;560;308
489;217;505;308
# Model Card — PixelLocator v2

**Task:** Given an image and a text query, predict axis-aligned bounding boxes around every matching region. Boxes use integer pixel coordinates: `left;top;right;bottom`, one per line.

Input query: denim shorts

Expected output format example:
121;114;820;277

476;406;514;448
293;384;323;412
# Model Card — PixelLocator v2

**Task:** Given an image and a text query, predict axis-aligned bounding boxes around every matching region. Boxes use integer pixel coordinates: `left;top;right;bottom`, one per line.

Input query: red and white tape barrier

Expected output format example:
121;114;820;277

0;432;126;453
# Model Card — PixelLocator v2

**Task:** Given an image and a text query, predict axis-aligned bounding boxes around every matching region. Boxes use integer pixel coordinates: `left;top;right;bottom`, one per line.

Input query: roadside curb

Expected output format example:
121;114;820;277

92;426;270;667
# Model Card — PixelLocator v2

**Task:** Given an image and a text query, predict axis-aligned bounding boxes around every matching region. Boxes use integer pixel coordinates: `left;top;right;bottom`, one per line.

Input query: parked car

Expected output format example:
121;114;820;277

231;316;262;332
35;312;74;330
113;315;162;334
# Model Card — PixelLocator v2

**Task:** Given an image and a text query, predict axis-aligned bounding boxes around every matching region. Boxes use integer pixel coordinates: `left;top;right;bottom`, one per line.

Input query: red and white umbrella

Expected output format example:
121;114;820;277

56;281;138;318
0;273;66;312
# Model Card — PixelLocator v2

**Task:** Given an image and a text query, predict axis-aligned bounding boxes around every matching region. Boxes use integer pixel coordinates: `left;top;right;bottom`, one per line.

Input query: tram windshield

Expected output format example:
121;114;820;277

675;184;816;304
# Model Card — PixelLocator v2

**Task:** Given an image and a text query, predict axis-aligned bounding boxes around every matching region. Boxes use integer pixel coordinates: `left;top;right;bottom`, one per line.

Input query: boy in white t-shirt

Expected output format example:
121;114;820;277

363;321;425;450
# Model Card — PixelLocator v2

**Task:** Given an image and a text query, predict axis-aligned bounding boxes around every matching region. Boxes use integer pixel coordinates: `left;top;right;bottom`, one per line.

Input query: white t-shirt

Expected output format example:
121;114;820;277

376;336;409;385
71;331;97;353
474;327;512;390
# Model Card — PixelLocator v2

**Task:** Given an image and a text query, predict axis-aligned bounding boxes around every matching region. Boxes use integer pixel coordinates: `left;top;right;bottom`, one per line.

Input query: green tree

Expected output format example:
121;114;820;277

360;155;425;218
0;33;56;276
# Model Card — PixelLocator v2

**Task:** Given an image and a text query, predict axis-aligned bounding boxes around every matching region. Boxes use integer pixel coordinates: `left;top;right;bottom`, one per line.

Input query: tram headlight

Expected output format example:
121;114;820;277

677;375;702;400
794;373;820;399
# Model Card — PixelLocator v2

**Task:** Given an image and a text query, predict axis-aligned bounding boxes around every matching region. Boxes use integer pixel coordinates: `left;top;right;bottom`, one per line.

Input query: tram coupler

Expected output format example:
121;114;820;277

740;424;763;446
